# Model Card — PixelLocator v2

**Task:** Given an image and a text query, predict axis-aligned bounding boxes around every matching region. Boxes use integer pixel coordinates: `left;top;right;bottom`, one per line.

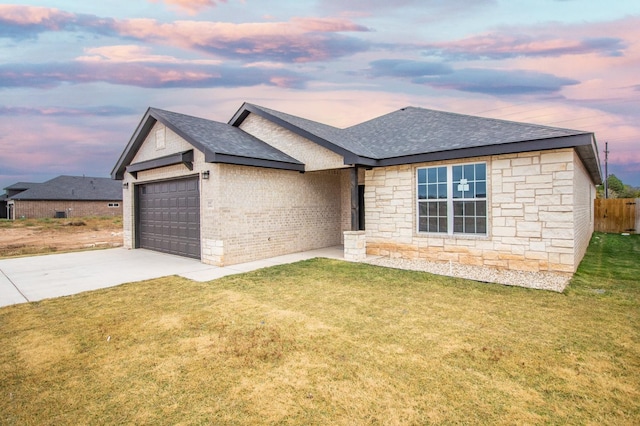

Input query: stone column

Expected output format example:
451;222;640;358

343;231;366;262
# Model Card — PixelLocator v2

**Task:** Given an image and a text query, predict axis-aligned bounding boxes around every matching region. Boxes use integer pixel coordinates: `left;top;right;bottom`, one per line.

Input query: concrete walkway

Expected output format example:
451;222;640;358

0;246;344;308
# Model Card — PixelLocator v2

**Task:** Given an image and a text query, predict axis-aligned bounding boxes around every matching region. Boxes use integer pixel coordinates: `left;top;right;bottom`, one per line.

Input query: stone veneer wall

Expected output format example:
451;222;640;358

11;200;122;219
365;148;595;274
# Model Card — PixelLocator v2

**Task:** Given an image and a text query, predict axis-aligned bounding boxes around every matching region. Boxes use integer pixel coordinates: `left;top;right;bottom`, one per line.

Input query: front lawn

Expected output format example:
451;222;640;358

1;233;638;424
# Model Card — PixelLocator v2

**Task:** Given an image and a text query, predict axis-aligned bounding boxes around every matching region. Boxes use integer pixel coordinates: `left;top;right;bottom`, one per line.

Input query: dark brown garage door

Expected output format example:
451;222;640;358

137;177;200;259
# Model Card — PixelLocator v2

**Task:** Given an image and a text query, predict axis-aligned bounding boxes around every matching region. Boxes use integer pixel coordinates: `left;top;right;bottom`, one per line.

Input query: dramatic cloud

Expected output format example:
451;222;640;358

422;33;626;60
0;6;371;63
112;17;370;62
366;60;579;95
0;61;309;89
77;45;222;65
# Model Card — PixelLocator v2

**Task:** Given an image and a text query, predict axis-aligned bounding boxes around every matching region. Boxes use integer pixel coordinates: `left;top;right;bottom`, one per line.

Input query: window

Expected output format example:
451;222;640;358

417;163;487;235
108;203;120;208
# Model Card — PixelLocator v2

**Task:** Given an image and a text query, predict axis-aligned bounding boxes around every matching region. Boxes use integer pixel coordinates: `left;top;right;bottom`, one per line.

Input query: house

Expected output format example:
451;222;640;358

111;103;601;278
5;176;122;219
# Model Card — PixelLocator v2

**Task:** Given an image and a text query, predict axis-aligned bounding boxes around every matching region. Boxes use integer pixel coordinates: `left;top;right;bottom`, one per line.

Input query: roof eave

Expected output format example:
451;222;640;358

374;134;602;184
111;107;157;180
206;151;305;172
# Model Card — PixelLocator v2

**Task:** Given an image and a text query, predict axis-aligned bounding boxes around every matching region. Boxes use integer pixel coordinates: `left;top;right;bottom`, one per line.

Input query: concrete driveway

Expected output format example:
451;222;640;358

0;246;344;308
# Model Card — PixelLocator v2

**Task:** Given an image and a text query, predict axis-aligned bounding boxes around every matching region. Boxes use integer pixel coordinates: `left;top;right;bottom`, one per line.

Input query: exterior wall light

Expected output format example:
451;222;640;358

122;182;129;189
202;170;210;180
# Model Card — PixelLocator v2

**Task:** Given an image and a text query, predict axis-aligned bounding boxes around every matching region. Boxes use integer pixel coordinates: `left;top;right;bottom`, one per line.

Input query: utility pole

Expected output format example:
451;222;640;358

604;142;609;199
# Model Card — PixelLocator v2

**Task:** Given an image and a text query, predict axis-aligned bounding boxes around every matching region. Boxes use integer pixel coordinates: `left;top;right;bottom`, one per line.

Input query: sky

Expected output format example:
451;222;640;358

1;0;639;190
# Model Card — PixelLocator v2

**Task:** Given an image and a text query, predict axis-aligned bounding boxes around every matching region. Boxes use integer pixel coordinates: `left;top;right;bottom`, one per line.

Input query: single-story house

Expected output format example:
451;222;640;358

6;175;122;219
112;103;601;276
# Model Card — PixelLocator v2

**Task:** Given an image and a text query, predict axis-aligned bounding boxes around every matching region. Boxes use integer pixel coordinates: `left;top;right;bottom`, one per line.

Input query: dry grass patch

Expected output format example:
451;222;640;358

1;233;639;424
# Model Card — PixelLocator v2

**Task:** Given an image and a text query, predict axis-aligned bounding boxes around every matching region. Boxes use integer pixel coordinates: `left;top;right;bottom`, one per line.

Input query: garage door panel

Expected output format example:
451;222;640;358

137;177;200;259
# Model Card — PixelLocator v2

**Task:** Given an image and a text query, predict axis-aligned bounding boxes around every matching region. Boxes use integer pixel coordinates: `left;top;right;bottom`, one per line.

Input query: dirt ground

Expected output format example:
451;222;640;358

0;217;123;258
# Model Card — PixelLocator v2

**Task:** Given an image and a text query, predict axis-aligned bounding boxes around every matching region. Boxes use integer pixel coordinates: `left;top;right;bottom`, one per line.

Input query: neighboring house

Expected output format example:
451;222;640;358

6;176;122;219
2;182;39;219
112;103;601;278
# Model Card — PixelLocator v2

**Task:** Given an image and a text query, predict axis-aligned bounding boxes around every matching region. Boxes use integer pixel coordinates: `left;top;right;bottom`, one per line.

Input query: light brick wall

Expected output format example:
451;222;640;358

365;148;594;274
12;200;122;219
121;121;348;265
212;165;343;265
239;113;347;171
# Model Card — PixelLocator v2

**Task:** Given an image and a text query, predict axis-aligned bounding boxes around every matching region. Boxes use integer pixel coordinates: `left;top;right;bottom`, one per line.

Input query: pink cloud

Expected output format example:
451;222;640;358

148;0;227;15
0;5;74;27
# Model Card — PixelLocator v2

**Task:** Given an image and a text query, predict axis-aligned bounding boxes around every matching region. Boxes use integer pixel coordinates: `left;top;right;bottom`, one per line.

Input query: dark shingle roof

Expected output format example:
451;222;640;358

149;108;302;166
3;182;39;191
9;176;122;201
231;103;601;183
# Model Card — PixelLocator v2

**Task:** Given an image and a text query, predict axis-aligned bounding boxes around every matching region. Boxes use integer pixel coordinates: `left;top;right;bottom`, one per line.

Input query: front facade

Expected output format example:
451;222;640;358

112;103;601;282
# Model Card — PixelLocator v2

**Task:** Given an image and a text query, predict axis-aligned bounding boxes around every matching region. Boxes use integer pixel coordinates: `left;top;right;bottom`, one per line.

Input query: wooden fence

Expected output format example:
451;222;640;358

594;198;639;234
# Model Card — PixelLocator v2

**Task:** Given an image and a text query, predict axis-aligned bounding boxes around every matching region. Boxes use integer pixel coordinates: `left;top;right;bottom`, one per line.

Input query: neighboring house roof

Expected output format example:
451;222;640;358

3;182;39;191
230;103;601;184
111;107;304;179
9;176;122;201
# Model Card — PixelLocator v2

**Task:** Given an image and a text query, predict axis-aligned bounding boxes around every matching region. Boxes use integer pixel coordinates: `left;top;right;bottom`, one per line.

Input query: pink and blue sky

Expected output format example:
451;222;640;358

1;0;639;189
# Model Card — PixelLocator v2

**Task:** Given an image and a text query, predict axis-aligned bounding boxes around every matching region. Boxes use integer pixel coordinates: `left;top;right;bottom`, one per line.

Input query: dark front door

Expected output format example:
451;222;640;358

137;177;200;259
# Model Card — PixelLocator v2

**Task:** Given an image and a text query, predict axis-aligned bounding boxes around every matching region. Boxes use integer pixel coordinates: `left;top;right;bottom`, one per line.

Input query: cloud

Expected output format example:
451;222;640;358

0;5;116;39
367;59;452;77
77;45;222;65
148;0;227;15
422;33;627;60
366;59;578;95
0;61;309;89
0;105;135;116
418;68;580;95
0;6;371;63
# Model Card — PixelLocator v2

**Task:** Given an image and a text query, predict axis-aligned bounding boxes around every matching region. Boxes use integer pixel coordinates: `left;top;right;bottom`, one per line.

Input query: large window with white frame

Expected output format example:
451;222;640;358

417;162;487;235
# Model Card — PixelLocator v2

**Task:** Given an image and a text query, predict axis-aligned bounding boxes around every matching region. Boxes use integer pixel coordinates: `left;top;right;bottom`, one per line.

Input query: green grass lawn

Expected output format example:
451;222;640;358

1;233;638;424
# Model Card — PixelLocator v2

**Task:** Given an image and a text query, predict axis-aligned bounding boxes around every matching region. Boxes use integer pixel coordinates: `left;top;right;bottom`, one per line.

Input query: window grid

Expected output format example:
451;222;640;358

417;163;487;235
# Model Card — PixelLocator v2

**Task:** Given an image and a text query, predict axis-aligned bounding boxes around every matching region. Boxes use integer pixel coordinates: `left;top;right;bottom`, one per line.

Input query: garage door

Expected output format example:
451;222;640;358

137;177;200;259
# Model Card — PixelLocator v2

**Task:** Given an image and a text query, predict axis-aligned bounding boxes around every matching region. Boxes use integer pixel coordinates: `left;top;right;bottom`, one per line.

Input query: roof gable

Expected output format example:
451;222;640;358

10;176;122;201
112;108;304;179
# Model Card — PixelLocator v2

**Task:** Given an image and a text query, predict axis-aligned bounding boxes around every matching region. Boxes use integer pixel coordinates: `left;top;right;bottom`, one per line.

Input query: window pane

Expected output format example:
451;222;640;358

452;165;462;182
438;201;447;216
438;183;447;199
428;202;437;216
418;185;426;199
476;201;486;216
465;217;475;233
419;217;428;232
419;202;427;216
464;201;475;216
454;201;463;215
476;182;486;198
475;163;486;180
453;185;461;199
454;216;463;233
438;167;447;182
428;167;437;182
418;168;426;184
428;184;437;199
477;217;486;234
439;217;448;232
428;217;437;231
464;164;474;180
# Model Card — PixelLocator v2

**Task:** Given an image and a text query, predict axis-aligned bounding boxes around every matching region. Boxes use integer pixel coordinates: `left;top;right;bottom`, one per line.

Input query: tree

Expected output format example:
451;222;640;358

607;174;624;195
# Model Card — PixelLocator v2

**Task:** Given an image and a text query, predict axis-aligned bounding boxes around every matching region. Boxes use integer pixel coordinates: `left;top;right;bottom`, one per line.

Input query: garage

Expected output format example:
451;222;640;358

136;177;200;259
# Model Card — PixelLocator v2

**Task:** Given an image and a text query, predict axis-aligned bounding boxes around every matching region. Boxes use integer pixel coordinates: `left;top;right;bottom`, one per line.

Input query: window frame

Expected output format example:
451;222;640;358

416;162;488;236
